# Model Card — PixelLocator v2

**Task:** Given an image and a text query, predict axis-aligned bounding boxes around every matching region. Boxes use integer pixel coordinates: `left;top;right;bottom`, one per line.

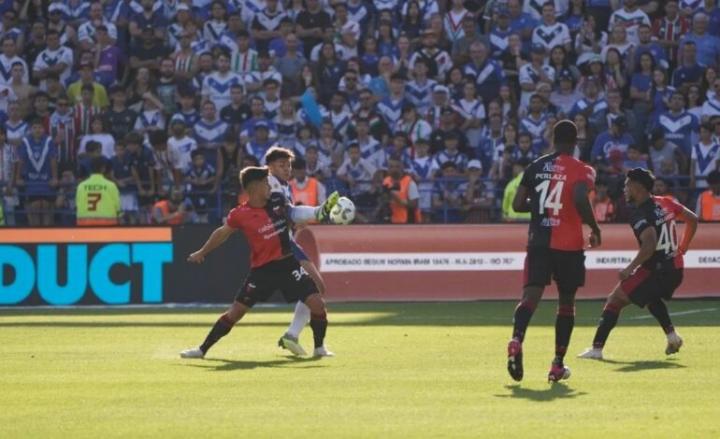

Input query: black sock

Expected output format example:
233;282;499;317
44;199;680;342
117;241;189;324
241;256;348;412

310;312;327;349
593;304;621;349
554;304;575;364
199;313;234;354
512;300;537;342
647;300;675;334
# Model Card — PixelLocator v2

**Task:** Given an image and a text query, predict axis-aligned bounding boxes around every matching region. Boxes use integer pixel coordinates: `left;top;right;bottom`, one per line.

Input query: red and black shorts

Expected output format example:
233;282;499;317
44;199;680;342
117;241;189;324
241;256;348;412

234;256;317;308
621;267;683;307
524;247;586;290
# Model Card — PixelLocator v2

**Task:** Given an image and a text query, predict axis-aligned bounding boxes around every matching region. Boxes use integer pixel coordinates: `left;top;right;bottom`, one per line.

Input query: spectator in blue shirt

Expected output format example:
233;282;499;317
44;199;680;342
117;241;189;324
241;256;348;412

678;12;720;68
672;41;706;88
634;24;668;70
591;116;635;170
506;0;537;42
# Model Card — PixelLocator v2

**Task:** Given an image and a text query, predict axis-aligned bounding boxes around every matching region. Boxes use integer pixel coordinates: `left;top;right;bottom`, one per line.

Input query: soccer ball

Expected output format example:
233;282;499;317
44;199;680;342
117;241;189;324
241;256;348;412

329;197;356;225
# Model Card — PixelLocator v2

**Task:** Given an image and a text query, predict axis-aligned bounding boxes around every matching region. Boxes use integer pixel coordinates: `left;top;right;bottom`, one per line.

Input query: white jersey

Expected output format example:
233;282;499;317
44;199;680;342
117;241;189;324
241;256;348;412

701;94;720;119
0;55;28;85
518;63;556;108
77;20;118;44
201;71;244;112
167;135;198;173
531;22;571;51
33;46;74;85
269;174;293;203
524;0;568;20
692;141;720;189
608;8;650;45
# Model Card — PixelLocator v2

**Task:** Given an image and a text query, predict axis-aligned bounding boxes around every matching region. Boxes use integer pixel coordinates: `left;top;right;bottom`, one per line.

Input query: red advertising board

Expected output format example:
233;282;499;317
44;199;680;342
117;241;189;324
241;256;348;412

295;224;720;302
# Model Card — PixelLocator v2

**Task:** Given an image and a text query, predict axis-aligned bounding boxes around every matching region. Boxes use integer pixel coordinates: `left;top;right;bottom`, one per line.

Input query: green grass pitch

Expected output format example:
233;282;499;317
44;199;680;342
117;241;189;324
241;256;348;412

1;300;719;438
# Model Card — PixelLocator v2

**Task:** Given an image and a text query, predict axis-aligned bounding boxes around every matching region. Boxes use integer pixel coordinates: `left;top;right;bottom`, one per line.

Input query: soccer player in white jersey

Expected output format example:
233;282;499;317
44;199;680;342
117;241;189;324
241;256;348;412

264;146;333;357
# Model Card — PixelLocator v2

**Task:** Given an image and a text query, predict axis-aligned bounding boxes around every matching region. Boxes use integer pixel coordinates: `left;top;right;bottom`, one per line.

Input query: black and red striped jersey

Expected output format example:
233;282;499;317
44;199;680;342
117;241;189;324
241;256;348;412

629;195;685;270
520;152;596;251
226;192;292;268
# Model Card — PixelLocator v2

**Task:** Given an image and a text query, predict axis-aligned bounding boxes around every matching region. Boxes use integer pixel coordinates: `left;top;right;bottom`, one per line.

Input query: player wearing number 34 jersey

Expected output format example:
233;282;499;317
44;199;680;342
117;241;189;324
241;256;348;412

507;120;602;383
179;166;341;360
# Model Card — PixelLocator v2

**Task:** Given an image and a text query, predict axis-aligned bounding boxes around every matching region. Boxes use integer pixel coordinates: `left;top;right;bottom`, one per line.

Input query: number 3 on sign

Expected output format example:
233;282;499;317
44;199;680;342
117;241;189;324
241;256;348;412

87;192;102;211
535;180;564;215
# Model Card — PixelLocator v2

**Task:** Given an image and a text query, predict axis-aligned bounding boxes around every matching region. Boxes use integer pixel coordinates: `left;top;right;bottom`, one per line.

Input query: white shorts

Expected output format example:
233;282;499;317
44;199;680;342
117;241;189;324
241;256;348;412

120;193;139;212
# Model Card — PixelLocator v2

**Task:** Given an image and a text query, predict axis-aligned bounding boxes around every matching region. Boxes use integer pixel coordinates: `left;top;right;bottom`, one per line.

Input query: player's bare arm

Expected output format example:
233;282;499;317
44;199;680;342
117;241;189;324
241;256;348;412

573;181;602;248
187;224;236;264
620;227;657;281
512;185;531;213
677;206;698;255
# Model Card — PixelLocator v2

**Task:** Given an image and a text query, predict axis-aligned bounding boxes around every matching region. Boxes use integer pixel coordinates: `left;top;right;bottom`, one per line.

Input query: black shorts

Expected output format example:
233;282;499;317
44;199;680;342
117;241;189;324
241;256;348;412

234;256;317;308
524;247;586;290
621;267;683;307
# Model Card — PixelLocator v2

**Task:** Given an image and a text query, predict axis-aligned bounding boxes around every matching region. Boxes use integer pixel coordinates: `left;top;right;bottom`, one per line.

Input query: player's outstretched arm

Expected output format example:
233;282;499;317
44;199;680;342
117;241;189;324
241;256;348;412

512;185;531;213
678;206;698;255
187;224;236;264
573;181;602;248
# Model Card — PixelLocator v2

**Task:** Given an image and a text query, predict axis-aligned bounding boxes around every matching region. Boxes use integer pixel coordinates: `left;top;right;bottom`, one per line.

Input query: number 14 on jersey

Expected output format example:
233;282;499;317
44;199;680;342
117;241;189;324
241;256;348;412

535;180;564;215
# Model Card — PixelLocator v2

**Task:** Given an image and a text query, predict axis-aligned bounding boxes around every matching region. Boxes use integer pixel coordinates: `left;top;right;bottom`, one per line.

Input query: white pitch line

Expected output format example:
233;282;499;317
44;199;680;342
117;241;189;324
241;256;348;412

629;308;718;320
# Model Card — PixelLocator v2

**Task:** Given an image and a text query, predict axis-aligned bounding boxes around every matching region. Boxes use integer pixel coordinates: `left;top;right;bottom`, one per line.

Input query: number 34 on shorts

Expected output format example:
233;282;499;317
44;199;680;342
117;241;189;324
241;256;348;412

291;267;309;281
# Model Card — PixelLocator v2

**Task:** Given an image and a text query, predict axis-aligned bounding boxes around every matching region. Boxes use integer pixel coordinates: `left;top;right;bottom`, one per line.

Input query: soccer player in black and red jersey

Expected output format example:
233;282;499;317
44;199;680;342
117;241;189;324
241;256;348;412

507;120;602;383
578;168;698;360
179;166;339;359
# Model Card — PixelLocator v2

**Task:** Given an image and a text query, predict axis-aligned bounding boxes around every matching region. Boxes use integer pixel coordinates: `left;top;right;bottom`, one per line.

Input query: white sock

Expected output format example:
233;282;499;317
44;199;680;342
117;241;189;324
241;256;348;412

287;301;311;338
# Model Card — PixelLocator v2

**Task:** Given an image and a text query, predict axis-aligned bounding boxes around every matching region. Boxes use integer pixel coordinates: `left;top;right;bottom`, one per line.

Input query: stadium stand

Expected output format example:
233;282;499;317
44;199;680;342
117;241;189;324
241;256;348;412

0;0;719;226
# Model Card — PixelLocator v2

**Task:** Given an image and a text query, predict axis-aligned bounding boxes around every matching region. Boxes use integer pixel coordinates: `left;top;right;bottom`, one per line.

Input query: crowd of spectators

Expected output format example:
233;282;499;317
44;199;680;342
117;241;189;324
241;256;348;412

0;0;719;226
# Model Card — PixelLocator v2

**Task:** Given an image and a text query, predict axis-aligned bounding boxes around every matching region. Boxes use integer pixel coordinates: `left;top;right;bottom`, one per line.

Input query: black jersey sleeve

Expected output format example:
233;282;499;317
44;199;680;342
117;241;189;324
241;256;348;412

520;161;535;189
629;206;652;239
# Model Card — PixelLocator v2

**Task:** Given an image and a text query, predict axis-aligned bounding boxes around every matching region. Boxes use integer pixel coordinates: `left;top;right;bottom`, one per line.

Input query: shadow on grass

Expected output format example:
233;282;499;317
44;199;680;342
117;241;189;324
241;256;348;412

181;355;326;372
0;301;718;327
600;358;687;373
494;383;587;401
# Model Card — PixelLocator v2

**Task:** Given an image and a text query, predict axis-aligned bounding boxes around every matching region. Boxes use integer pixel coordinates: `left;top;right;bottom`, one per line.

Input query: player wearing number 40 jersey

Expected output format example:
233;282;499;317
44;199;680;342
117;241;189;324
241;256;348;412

507;120;602;383
578;168;698;360
180;166;341;359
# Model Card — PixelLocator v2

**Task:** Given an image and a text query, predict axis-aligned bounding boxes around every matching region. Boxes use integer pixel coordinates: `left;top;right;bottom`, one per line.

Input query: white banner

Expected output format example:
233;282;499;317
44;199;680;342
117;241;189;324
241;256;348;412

320;250;720;273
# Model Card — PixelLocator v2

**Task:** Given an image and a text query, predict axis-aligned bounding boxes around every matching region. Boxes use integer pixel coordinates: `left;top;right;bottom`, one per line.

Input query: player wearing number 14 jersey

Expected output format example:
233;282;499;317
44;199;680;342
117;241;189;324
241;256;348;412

507;120;602;383
578;168;698;360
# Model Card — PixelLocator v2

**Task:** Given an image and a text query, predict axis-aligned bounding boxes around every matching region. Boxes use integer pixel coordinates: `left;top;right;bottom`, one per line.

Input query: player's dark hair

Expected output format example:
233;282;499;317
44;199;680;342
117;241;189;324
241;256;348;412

224;130;238;143
707;170;720;186
124;131;144;145
515;158;531;168
149;130;168;147
553;119;577;153
627;168;655;192
264;146;295;164
86;140;101;153
91;156;106;173
292;157;306;170
240;166;269;189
